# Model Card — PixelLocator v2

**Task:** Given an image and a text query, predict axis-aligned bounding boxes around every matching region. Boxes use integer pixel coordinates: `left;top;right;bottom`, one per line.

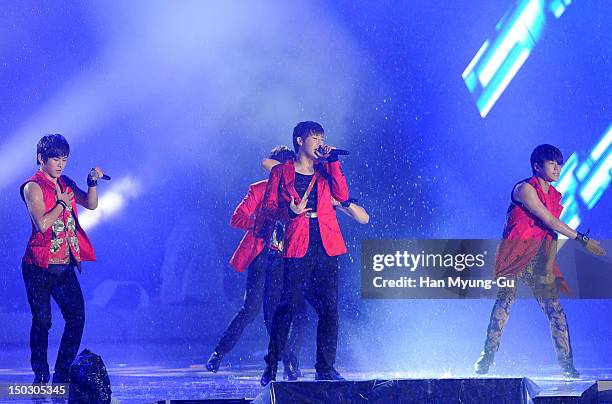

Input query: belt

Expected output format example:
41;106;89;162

305;211;318;218
47;263;72;275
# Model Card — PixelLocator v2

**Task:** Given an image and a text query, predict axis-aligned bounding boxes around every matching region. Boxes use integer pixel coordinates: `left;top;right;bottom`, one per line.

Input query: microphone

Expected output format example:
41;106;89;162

330;149;349;156
317;146;349;156
91;168;111;181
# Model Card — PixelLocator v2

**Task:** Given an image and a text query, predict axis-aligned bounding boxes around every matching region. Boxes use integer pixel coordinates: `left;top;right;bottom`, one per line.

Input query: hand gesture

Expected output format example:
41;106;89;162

87;167;105;187
585;238;606;256
315;145;335;160
290;196;312;216
88;167;104;181
540;273;556;285
538;262;556;285
56;187;74;208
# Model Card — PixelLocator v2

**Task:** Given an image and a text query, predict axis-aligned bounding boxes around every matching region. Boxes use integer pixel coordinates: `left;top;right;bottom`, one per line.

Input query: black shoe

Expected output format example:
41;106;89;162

474;350;494;374
283;359;302;381
206;350;223;373
33;370;50;385
561;363;580;379
315;367;345;381
260;363;278;386
51;372;69;384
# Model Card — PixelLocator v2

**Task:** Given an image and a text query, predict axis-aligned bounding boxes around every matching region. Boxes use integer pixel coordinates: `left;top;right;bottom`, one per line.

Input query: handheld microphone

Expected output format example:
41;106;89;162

91;168;111;181
318;146;349;156
329;149;349;156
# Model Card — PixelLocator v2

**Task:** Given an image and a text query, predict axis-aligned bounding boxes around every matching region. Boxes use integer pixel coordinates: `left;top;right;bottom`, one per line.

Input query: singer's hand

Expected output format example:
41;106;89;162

585;238;606;256
289;197;312;216
88;167;104;181
538;273;556;285
331;197;341;207
315;145;335;159
56;187;74;207
540;263;556;285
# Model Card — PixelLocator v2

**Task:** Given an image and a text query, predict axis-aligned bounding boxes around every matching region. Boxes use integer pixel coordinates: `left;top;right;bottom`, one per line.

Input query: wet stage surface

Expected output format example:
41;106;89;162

1;345;610;403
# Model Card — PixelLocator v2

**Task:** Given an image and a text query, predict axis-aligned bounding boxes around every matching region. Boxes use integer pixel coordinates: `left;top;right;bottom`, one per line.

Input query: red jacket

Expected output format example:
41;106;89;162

259;160;349;258
228;180;268;272
494;176;569;293
21;171;96;270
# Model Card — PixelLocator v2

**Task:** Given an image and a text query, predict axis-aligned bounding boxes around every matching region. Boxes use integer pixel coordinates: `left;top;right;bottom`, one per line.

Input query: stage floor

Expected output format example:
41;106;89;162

0;352;609;403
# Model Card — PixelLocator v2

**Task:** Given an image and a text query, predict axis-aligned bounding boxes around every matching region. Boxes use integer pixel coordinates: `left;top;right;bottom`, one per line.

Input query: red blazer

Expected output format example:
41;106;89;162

259;160;349;258
228;180;268;272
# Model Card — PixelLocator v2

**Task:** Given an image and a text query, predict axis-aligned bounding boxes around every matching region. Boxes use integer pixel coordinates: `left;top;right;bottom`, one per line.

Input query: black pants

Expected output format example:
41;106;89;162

22;262;85;380
216;248;306;364
265;221;339;372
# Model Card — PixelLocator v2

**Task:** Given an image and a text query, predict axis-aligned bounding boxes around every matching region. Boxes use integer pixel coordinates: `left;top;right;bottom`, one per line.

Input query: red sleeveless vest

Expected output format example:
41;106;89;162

494;176;569;293
21;171;96;270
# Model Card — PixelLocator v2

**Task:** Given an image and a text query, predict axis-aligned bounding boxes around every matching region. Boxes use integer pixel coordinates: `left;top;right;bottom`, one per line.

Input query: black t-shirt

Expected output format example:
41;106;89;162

294;172;318;211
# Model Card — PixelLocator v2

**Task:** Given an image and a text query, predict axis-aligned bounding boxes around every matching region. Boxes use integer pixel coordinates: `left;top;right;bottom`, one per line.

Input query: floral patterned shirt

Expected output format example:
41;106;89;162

49;203;81;264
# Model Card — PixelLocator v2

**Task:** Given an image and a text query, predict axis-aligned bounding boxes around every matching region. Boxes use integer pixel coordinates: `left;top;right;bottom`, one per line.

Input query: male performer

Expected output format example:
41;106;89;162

259;121;350;385
474;144;606;378
21;134;104;384
206;146;308;380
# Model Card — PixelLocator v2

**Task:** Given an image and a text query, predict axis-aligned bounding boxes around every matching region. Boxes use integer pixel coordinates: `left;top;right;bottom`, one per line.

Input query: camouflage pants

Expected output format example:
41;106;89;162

482;255;574;365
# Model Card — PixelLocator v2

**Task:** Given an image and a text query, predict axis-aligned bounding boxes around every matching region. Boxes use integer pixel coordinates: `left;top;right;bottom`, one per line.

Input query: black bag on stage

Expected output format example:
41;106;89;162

69;348;112;404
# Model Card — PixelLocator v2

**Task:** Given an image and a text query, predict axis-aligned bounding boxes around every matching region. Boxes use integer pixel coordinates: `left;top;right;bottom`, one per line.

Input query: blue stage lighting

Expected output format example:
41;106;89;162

462;0;573;117
79;177;141;231
556;123;612;235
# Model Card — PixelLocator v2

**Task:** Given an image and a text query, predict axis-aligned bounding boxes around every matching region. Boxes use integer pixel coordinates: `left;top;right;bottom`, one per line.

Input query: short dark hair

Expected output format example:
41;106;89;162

530;144;563;174
292;121;324;152
37;134;70;165
269;145;295;164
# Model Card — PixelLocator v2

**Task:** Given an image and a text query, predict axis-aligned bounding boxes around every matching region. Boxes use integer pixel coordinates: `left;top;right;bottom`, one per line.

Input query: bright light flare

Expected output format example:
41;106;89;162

79;176;141;230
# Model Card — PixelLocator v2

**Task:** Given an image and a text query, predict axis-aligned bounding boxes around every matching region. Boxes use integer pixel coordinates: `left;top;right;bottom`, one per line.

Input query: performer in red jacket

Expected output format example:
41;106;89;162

20;134;105;384
474;144;606;378
206;146;307;381
260;121;350;385
262;158;369;225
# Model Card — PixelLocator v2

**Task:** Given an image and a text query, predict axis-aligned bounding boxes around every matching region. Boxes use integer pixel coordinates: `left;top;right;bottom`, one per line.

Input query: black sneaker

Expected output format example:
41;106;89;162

33;370;50;385
51;372;69;384
474;350;495;374
315;367;345;381
206;351;223;373
283;359;302;381
260;363;278;386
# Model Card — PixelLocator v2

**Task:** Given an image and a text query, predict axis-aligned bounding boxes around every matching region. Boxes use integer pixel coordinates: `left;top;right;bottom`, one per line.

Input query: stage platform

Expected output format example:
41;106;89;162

1;359;610;403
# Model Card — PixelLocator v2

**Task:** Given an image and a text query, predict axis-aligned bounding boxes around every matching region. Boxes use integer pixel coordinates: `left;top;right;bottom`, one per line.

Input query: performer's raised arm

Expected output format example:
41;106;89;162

316;145;349;202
